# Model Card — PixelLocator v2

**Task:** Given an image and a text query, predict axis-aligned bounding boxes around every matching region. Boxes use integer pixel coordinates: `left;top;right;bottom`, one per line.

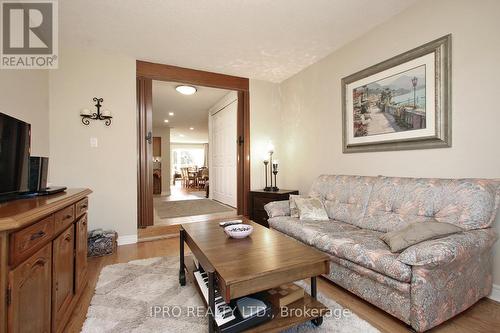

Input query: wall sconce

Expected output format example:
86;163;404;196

80;97;112;126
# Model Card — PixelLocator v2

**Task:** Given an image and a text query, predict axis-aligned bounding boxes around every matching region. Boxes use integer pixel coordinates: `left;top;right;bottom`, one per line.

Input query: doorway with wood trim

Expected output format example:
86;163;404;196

136;61;250;239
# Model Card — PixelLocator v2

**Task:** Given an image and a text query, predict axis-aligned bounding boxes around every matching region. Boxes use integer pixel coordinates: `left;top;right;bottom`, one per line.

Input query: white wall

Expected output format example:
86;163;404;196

0;70;49;157
153;126;171;195
48;48;138;242
278;0;500;284
249;79;282;191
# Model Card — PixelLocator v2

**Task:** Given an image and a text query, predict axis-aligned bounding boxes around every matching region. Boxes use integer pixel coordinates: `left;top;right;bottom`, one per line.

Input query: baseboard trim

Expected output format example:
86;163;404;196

489;284;500;302
117;234;138;246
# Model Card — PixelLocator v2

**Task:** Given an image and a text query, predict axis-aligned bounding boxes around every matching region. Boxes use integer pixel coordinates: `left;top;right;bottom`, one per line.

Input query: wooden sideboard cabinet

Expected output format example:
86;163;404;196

249;189;298;227
0;188;92;333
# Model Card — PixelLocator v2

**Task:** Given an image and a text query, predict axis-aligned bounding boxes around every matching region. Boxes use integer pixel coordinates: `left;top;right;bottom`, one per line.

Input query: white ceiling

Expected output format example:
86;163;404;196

152;81;229;143
60;0;417;83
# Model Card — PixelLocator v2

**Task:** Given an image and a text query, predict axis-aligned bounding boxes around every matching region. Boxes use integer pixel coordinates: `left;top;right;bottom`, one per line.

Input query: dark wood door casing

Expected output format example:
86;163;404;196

137;77;154;228
136;61;251;227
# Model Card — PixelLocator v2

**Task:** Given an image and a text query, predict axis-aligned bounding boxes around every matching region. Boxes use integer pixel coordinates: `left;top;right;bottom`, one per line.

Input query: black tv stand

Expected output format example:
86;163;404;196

32;186;67;196
0;187;67;203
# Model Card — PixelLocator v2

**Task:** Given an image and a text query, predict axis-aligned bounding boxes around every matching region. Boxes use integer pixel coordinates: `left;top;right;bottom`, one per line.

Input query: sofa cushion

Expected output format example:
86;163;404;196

314;229;412;282
358;176;500;232
329;255;410;294
268;216;360;247
308;175;377;225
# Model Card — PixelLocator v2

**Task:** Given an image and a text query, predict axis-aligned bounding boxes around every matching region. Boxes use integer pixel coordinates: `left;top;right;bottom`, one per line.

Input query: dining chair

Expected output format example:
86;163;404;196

184;166;197;188
197;167;209;189
180;167;190;187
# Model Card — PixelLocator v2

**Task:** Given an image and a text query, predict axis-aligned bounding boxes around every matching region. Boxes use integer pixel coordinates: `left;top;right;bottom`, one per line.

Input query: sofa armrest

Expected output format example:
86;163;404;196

398;228;497;267
264;200;290;218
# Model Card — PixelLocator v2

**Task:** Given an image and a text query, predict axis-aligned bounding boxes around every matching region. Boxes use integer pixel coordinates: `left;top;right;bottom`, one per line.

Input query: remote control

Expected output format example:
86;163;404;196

219;220;243;227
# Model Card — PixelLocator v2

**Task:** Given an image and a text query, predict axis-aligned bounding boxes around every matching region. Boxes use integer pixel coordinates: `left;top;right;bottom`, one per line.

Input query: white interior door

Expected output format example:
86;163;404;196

210;99;237;208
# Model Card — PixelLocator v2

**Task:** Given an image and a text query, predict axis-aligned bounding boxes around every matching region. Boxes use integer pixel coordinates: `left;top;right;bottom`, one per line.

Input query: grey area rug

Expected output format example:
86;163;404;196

155;199;233;219
82;256;380;333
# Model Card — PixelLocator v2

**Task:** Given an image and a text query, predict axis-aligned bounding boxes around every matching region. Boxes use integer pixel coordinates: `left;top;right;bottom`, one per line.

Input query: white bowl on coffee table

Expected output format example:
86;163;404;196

224;224;253;239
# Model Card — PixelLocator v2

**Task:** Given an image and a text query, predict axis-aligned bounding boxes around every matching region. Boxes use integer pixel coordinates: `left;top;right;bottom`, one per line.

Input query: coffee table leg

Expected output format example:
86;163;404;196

208;271;216;333
179;229;186;286
311;276;323;326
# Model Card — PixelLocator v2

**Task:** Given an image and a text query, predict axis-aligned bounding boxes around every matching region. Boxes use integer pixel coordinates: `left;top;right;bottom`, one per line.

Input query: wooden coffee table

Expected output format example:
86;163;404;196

179;218;330;332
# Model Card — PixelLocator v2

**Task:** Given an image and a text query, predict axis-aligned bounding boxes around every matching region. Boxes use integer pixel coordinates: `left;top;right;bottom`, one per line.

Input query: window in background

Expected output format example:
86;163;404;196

172;148;205;174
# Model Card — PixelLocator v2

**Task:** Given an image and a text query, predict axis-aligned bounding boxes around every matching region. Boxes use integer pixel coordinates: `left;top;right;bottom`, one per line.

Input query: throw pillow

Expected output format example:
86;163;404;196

289;194;303;218
380;221;463;252
294;197;329;221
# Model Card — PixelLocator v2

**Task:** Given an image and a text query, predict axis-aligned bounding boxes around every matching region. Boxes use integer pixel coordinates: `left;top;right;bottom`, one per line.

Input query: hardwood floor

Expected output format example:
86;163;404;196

65;237;500;333
160;182;207;201
152;184;237;228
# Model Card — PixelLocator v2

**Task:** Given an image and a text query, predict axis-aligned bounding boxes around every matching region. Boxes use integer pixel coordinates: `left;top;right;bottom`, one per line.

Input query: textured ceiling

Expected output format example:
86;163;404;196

60;0;417;82
152;81;229;143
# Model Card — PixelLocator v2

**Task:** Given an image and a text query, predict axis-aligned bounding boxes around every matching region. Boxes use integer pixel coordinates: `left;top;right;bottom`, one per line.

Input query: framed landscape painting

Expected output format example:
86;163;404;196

342;35;451;153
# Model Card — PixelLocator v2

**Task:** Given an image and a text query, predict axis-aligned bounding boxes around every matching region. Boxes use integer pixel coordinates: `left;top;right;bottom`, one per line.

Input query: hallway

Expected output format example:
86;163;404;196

153;183;236;226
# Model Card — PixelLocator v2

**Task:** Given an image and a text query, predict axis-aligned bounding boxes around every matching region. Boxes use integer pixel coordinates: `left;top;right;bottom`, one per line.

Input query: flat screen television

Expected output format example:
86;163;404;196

0;112;31;197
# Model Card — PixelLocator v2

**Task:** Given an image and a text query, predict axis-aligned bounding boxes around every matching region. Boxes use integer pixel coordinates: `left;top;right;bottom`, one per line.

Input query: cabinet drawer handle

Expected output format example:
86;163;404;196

64;214;73;220
80;204;88;209
30;230;46;240
64;234;72;242
82;220;87;226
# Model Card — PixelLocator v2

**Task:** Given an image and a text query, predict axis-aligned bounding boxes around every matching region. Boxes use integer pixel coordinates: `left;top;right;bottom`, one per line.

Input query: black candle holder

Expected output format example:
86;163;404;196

81;97;112;126
263;160;271;191
271;163;279;191
263;149;280;191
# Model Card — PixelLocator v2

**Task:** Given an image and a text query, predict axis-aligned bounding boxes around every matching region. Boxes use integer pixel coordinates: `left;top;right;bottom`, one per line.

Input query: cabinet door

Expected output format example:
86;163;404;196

75;215;88;293
52;225;75;332
8;243;52;333
153;136;161;157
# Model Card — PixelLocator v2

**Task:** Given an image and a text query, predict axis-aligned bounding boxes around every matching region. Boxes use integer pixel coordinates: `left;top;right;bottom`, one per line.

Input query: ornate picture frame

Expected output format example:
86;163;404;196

342;34;451;153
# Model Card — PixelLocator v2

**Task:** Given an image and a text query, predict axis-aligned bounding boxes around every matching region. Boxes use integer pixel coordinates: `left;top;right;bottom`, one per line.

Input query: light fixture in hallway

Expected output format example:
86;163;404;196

164;119;169;123
168;112;175;116
189;127;194;130
175;85;197;95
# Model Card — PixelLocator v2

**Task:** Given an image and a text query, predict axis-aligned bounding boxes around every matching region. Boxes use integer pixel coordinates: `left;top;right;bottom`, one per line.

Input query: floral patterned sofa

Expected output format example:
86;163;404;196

264;175;500;332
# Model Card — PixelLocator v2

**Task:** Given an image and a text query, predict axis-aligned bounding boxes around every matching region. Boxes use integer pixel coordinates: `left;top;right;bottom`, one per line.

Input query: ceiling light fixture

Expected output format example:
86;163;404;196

175;85;197;95
179;134;185;137
164;119;169;123
168;112;174;116
189;127;194;130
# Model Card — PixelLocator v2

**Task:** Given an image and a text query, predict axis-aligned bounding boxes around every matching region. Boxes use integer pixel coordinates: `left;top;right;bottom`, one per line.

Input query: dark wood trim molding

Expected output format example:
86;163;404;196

136;61;250;226
136;77;154;228
237;90;251;216
137;61;249;91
